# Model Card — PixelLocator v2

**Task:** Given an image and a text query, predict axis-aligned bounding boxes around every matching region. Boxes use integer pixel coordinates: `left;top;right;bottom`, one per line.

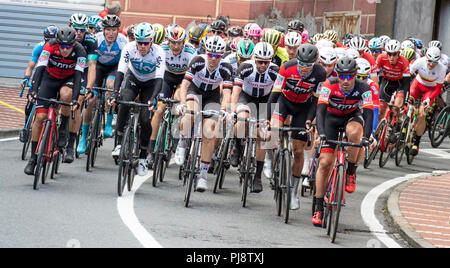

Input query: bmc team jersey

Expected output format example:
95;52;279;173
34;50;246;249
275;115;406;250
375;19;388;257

117;42;166;82
410;57;447;87
95;32;128;66
36;40;86;79
184;54;233;91
376;53;410;81
273;59;327;103
30;41;46;63
318;78;374;116
160;42;196;75
234;60;279;98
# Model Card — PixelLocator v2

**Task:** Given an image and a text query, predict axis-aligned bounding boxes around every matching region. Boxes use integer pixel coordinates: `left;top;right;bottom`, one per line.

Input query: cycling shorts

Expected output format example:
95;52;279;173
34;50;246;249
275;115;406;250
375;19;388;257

161;72;184;99
186;85;221;113
236;92;270;120
409;77;438;106
35;70;73;109
379;78;403;103
94;62;118;88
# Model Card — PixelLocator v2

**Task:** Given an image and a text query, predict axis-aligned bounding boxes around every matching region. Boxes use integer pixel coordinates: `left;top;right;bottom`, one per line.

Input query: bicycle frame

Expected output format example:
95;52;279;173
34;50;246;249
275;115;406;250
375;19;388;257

36;105;59;163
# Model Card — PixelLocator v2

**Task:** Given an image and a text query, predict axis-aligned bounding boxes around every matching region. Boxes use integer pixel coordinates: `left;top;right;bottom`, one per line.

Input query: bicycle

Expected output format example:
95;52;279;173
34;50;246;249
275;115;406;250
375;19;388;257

85;87;115;172
270;126;308;224
377;102;402;168
430;104;450;148
152;97;179;187
182;110;220;208
237;117;266;208
395;98;421;166
115;100;155;197
32;96;75;190
211;113;234;194
320;131;368;243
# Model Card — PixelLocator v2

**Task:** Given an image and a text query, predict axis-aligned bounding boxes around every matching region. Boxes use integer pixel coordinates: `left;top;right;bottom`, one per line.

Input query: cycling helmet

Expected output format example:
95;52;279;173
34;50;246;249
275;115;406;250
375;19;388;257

70;13;88;27
428;40;442;50
335;57;358;73
378;35;391;48
167;25;185;42
349;36;366;51
189;25;206;41
343;33;354;44
355;58;371;75
284;31;302;47
335;47;348;59
253;42;274;60
237;38;255;59
148;24;163;44
311;33;323;44
204;36;226;53
287;19;304;32
134;22;154;41
324;29;338;42
401;48;416;61
210;20;226;33
315;39;334;50
273;25;286;34
126;24;136;39
346;48;359;60
401;40;415;50
385;39;401;53
297;43;319;63
44;25;59;41
88;15;102;26
243;23;258;36
368;37;382;49
409;38;423;49
319;47;337;65
56;26;77;45
227;25;243;37
420;47;428;57
102;15;121;28
247;24;262;37
230;37;242;51
426;46;441;62
263;29;282;46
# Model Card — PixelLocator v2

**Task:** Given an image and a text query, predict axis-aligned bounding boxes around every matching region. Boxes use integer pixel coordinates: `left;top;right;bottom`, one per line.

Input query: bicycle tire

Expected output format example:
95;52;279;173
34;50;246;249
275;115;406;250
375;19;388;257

34;121;50;190
364;119;386;168
184;139;198;208
21;120;33;160
273;152;282;216
323;167;336;231
50;151;60;179
153;122;166;187
394;119;408;166
117;126;131;197
282;150;292;224
379;122;395;168
161;123;173;182
213;137;230;193
430;106;450;148
330;165;344;243
128;127;140;192
43;130;58;184
91;114;102;168
241;138;252;207
86;109;99;171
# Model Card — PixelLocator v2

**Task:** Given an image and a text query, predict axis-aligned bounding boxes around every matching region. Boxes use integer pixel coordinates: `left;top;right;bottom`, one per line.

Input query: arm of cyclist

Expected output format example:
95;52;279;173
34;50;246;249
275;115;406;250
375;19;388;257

111;46;130;105
219;63;233;112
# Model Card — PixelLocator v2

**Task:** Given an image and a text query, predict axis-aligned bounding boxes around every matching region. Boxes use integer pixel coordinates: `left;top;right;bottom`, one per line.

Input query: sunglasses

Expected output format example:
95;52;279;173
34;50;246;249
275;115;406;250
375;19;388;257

88;26;97;30
298;61;314;68
256;60;271;65
356;74;369;80
74;27;86;33
370;49;381;53
190;40;200;46
60;44;74;50
427;59;438;64
137;41;151;46
212;30;223;35
207;53;223;59
338;74;356;81
387;52;399;57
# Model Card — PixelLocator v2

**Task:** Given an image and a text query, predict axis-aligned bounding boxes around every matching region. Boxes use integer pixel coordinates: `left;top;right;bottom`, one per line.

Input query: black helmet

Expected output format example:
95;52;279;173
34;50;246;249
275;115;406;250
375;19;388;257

44;25;59;41
335;57;358;73
288;19;304;32
102;14;121;28
296;43;318;63
211;20;226;32
56;27;77;45
273;25;286;34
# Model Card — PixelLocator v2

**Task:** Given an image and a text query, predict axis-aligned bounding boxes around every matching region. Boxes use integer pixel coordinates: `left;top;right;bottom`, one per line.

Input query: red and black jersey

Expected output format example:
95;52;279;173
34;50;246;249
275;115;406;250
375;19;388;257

36;39;87;80
273;59;327;103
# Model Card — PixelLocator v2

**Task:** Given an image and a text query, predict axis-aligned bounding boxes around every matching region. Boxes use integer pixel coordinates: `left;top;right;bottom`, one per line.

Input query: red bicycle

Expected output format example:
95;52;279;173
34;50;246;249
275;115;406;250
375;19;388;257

33;96;74;190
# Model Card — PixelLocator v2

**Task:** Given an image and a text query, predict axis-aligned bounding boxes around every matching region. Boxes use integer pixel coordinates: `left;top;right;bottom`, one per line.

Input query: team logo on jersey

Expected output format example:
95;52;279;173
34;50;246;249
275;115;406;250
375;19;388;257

39;50;50;62
77;57;87;69
319;87;331;101
362;91;373;104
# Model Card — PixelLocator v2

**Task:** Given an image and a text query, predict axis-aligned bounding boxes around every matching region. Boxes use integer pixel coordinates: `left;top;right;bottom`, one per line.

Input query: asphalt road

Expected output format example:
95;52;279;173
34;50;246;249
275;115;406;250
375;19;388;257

1;135;449;248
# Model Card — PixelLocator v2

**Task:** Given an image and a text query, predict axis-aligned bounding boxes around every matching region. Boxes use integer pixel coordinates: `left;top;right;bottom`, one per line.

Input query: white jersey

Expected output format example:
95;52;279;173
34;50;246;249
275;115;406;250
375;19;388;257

234;60;279;98
223;52;239;76
410;57;446;87
160;42;197;75
439;53;449;71
117;42;166;82
95;32;128;66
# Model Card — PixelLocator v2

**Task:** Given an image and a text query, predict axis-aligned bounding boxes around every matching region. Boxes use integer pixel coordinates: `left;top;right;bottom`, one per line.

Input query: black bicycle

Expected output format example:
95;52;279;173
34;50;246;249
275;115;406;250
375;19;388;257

212;113;234;194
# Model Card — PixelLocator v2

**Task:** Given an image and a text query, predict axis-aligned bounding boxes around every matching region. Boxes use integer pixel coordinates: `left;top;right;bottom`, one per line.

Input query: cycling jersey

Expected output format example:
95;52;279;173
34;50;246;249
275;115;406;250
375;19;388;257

234;60;279;98
30;41;46;63
161;42;197;75
376;53;410;81
184;54;233;92
440;53;450;71
95;32;128;66
367;78;380;109
273;59;327;103
272;47;289;67
410;57;446;87
223;52;239;76
80;33;99;62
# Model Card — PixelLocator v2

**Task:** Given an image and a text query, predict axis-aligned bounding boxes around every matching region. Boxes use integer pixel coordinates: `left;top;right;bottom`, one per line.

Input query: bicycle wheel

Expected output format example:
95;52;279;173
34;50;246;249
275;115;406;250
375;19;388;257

330;165;344;243
86;109;99;171
430;106;450;148
273;152;282;217
323;167;337;231
44;129;58;184
91;113;102;168
34;121;51;190
127;128;140;192
184;139;198;208
50;151;60;179
282;150;292;224
395;118;409;166
21;114;34;161
214;137;231;193
379;122;395;168
364;119;386;168
241;139;252;207
153;122;166;187
117;126;131;197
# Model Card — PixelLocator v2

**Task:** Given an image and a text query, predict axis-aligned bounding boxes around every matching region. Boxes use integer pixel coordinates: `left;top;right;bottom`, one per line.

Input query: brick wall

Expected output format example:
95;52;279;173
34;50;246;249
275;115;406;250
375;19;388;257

116;0;376;35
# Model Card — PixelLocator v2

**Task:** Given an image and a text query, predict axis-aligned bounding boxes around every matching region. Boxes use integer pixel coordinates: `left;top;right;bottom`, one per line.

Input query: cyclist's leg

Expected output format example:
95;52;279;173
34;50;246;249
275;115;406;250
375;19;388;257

378;78;395;120
344;114;364;193
231;94;251;167
104;73;116;137
175;89;199;165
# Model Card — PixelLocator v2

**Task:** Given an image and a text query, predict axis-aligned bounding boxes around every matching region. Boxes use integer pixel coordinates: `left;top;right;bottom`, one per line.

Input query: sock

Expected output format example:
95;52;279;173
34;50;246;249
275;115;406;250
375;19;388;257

81;124;89;139
200;161;210;176
292;176;301;191
106;112;113;126
347;162;356;175
178;136;186;148
414;135;422;146
149;140;156;153
67;132;77;149
31;141;38;160
316;197;324;212
255;161;264;178
139;149;147;159
60;115;69;130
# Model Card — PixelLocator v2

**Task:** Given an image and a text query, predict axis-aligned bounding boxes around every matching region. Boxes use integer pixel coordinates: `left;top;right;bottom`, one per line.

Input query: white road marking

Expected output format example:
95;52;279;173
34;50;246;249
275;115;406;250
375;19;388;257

0;137;19;142
421;149;450;160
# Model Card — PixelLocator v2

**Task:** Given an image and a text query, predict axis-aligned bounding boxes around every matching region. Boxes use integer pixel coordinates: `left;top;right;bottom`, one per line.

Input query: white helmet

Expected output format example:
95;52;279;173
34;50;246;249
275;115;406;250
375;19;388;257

426;46;441;62
204;35;226;53
346;48;360;60
349;36;366;51
356;58;371;75
284;31;302;47
134;22;155;41
385;39;401;53
378;35;391;48
335;47;348;59
319;47;337;65
253;42;274;60
401;40;415;50
315;39;334;50
428;40;442;50
70;13;89;26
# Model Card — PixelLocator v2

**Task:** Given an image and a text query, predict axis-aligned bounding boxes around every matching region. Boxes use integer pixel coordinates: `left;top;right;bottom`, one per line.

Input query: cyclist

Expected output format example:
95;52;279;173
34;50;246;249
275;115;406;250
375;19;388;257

313;57;373;226
64;13;98;162
247;24;262;46
152;23;166;45
287;19;304;36
88;15;103;35
93;15;128;138
188;25;206;50
210;20;227;38
428;40;449;71
174;36;233;192
19;25;58;143
266;43;327;209
109;22;166;176
126;24;136;42
323;29;343;48
24;27;85;175
284;31;302;60
408;46;447;156
223;38;255;76
376;39;411;121
229;42;279;193
319;47;338;79
262;29;289;67
401;47;416;64
348;36;378;84
148;26;196;166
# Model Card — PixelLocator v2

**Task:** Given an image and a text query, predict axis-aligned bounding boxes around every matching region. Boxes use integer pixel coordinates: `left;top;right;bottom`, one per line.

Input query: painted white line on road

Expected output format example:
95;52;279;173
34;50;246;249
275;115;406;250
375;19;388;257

0;137;18;142
360;172;430;248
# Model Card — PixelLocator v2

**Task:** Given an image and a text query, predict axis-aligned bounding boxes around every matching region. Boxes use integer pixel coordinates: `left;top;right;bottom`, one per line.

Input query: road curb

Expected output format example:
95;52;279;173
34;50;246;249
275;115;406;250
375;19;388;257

0;128;20;139
386;171;450;248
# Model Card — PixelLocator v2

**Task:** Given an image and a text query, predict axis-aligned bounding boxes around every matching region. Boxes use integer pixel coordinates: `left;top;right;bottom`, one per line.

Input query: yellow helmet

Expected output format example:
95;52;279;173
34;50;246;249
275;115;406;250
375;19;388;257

152;23;165;45
401;47;416;62
262;29;282;47
324;29;338;42
311;33;324;44
189;25;207;41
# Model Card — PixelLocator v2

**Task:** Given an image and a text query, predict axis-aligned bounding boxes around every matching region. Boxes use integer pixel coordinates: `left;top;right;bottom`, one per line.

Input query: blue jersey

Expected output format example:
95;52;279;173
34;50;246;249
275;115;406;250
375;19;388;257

30;41;46;63
95;32;128;66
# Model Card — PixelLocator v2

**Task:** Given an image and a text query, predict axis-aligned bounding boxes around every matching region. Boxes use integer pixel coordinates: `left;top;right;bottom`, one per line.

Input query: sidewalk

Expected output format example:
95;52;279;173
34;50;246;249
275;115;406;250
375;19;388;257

0;81;26;138
388;172;450;248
